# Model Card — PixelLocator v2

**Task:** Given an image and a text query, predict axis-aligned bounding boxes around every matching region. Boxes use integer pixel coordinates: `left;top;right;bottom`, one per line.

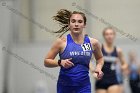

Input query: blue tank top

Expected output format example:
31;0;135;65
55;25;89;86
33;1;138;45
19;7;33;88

130;63;139;80
58;34;93;86
102;45;118;78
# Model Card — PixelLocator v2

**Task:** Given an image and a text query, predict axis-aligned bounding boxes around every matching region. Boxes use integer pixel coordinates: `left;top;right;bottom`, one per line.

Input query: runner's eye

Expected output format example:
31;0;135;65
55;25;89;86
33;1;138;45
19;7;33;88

78;20;83;23
71;19;76;23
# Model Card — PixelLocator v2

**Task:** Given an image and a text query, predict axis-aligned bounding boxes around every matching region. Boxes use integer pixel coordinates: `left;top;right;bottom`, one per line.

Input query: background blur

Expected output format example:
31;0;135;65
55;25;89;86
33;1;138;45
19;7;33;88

0;0;140;93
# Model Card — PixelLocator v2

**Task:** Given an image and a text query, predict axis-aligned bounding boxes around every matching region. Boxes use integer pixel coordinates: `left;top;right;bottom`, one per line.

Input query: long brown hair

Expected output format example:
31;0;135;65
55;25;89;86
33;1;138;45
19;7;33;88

53;9;86;37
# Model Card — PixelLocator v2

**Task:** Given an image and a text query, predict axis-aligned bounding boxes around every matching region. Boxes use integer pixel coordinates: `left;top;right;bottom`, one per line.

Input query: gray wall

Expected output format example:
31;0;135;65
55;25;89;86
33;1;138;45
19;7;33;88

0;0;140;93
0;42;4;93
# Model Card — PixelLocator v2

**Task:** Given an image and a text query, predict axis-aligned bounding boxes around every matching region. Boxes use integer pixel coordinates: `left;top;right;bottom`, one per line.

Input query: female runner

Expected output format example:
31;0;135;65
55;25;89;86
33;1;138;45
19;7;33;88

95;27;128;93
128;51;140;93
44;9;104;93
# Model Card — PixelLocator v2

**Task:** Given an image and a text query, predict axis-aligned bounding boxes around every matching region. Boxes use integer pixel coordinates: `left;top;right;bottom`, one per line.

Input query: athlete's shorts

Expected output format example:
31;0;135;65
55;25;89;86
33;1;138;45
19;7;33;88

57;83;91;93
95;78;120;90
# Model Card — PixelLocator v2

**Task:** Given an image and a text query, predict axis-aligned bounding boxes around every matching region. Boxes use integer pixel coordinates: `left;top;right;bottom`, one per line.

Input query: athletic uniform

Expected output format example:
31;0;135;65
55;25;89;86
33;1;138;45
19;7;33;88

129;63;140;93
57;34;93;93
116;61;123;84
95;45;120;89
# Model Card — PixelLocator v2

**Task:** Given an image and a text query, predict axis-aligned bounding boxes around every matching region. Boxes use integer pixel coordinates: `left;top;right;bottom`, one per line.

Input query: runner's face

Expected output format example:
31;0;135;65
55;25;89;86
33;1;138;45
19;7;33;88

104;29;115;44
69;14;85;34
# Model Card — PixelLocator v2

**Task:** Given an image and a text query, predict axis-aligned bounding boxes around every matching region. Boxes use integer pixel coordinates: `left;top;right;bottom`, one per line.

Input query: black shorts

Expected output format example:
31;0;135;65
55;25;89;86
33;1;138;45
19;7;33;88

129;79;140;93
95;77;120;90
